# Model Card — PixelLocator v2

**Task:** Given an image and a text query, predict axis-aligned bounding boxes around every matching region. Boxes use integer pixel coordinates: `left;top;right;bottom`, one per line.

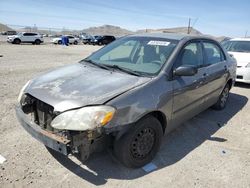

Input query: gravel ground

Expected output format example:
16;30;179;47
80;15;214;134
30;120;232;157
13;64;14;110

0;40;250;188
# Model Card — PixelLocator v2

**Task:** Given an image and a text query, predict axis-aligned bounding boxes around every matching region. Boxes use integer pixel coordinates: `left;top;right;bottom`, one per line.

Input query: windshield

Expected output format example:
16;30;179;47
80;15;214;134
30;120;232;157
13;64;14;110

82;36;178;76
222;40;250;53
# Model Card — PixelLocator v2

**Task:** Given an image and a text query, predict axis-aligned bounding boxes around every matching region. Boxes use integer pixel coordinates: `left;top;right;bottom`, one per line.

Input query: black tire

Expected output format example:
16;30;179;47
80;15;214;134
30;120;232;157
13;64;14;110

114;116;163;168
58;40;62;45
74;40;78;45
35;39;41;45
98;42;102;45
212;84;230;110
13;38;21;44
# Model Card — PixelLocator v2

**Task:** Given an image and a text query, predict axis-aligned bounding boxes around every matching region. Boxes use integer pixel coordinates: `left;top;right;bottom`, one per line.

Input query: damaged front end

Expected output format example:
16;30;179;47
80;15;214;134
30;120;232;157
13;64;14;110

16;94;112;162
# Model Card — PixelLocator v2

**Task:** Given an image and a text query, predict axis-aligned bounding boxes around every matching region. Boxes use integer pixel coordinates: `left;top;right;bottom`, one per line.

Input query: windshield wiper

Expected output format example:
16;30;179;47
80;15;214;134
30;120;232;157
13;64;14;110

81;59;110;70
106;64;141;76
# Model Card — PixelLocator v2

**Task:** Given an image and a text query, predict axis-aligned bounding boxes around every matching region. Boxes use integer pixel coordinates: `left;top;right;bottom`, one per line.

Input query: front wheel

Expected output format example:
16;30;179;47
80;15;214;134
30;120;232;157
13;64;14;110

212;84;230;110
35;39;41;45
13;38;21;44
114;116;163;168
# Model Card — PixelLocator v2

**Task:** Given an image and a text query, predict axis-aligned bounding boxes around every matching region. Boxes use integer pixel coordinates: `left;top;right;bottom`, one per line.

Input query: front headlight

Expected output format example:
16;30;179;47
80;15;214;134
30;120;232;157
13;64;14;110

51;106;115;131
17;80;31;102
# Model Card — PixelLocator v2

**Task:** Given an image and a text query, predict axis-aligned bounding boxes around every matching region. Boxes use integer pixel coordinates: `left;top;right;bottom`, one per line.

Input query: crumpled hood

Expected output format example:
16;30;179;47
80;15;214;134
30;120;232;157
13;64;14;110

25;63;151;112
228;51;250;67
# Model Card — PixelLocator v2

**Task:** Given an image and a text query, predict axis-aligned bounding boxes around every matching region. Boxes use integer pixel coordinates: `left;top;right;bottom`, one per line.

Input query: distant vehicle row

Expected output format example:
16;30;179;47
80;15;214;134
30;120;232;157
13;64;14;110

6;32;116;46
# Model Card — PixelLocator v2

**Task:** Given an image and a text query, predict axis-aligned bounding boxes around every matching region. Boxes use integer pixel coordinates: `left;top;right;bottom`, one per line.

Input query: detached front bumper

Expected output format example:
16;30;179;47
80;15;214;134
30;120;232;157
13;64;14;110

15;106;71;155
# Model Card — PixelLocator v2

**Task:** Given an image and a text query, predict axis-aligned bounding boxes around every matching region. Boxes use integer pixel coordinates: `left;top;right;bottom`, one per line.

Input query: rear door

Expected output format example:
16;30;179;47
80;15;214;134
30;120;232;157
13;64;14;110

171;41;209;128
201;41;228;105
23;33;37;42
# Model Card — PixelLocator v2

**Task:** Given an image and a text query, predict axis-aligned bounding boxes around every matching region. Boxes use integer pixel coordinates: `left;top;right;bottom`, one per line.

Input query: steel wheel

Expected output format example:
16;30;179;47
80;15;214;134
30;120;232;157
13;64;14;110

131;127;156;159
114;116;163;168
220;87;229;107
212;83;230;110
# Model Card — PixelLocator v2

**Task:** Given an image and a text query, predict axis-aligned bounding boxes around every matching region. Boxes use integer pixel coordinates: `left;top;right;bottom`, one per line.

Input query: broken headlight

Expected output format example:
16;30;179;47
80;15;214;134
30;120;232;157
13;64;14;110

17;80;31;103
51;106;115;131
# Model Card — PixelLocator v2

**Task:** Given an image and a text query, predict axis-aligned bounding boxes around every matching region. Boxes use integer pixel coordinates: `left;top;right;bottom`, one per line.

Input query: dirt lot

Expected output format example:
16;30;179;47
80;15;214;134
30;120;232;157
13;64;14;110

0;39;250;188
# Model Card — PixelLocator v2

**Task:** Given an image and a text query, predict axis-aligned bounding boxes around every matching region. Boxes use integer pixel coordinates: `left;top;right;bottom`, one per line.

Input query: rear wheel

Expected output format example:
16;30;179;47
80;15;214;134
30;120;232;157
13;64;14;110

74;40;78;45
58;40;62;44
114;116;163;168
13;38;21;44
212;84;230;110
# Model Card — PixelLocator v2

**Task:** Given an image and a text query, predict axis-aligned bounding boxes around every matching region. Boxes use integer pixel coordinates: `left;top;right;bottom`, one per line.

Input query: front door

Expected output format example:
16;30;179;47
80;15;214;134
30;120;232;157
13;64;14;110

169;41;208;131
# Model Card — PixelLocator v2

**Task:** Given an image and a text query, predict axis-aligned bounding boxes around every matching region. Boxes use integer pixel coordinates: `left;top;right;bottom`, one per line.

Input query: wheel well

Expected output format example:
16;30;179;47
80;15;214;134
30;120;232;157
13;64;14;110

227;79;233;90
147;111;167;133
113;111;167;141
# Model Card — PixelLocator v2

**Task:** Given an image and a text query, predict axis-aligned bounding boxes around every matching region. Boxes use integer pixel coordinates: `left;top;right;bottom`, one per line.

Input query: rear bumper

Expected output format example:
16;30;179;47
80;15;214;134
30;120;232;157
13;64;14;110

15;106;70;155
236;67;250;84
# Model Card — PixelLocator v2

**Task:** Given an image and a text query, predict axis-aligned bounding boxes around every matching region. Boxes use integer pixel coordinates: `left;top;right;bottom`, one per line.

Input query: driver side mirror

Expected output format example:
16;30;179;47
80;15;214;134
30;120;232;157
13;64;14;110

173;65;198;76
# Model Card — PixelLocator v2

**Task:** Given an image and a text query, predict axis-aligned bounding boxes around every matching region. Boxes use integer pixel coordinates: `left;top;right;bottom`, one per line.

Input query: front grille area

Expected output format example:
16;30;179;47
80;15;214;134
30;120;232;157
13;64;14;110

237;75;243;79
20;94;55;130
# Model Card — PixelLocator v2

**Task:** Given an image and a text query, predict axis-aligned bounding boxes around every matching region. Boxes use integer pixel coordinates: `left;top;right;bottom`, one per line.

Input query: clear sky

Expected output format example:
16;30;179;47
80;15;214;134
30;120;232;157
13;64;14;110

0;0;249;37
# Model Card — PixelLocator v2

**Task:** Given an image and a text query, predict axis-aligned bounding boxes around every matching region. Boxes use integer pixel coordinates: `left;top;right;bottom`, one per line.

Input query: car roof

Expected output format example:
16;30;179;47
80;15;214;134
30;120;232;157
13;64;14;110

229;38;250;41
130;33;213;41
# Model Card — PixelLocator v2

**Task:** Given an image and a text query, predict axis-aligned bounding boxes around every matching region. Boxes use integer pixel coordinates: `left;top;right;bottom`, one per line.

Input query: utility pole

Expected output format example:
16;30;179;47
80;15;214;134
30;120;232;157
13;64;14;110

245;30;248;38
187;18;191;34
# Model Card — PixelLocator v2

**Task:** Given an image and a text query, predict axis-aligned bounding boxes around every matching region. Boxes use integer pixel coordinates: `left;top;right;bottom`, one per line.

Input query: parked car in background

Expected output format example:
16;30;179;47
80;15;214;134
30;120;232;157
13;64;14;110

2;30;17;35
16;33;236;168
89;35;101;45
91;35;116;45
52;35;80;45
222;38;250;84
7;32;43;44
82;36;94;45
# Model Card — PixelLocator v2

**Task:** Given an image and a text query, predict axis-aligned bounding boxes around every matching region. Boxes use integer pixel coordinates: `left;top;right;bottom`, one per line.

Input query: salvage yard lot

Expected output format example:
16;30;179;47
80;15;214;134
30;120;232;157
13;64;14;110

0;41;250;188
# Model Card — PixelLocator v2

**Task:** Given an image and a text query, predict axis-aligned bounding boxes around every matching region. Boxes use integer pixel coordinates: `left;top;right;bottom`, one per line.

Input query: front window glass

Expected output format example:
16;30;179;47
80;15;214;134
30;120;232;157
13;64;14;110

83;36;178;76
178;42;203;67
222;41;250;53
